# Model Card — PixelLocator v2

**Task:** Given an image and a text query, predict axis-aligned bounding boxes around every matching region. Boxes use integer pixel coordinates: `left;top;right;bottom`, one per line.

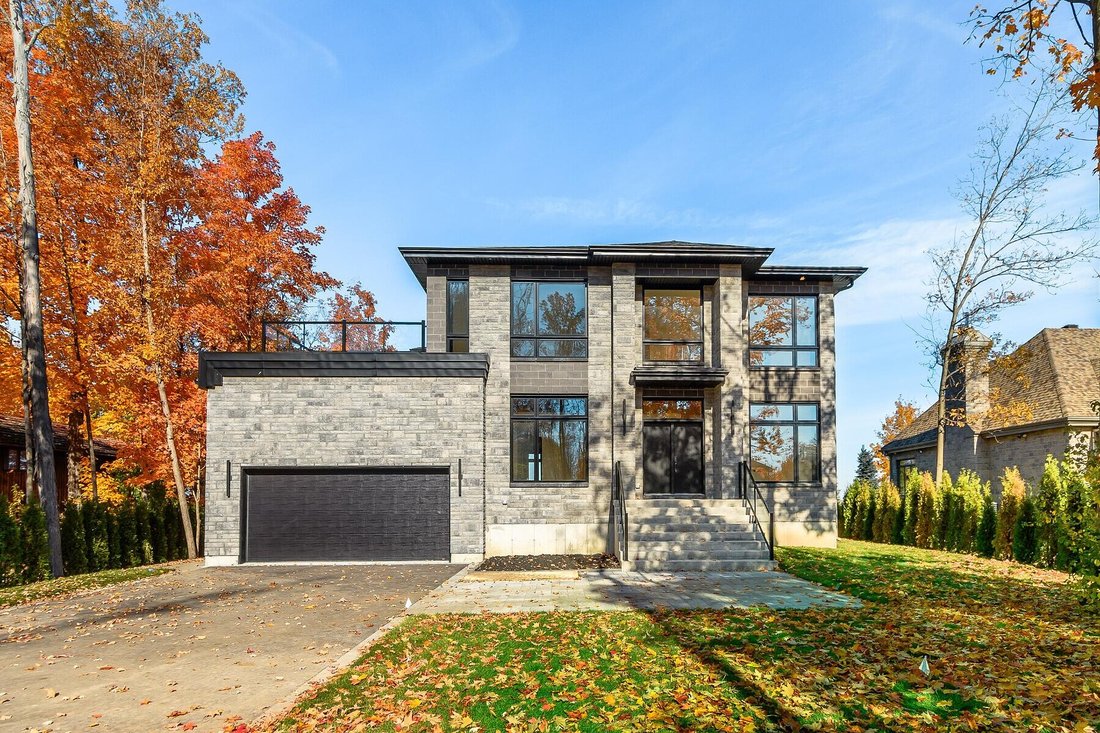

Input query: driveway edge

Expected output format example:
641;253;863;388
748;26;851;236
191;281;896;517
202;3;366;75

248;562;474;729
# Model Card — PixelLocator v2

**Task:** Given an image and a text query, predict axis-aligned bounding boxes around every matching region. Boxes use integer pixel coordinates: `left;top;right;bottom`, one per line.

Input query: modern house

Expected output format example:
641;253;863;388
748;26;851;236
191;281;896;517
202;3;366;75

882;325;1100;492
198;242;864;569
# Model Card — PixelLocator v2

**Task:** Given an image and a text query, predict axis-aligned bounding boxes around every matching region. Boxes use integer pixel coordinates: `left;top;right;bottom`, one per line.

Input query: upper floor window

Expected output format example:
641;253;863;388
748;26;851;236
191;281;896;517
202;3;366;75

511;396;588;482
749;403;820;483
511;281;587;358
748;295;817;367
446;280;469;353
643;288;703;362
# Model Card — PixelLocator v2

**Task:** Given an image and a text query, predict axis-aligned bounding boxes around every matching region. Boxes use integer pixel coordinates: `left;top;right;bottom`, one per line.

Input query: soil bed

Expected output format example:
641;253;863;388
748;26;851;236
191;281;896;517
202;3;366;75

476;553;620;571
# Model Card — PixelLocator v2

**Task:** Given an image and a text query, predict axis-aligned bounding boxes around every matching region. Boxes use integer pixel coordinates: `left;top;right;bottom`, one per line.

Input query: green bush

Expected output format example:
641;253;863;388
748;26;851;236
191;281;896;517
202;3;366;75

892;490;907;545
118;502;139;567
84;502;109;571
19;501;49;583
977;492;996;558
995;467;1026;560
135;500;154;564
61;505;88;575
871;480;901;544
952;470;987;555
0;495;22;587
163;502;180;561
935;472;954;550
106;510;122;569
902;471;921;546
914;472;940;549
1035;456;1064;567
1014;496;1040;565
842;480;873;541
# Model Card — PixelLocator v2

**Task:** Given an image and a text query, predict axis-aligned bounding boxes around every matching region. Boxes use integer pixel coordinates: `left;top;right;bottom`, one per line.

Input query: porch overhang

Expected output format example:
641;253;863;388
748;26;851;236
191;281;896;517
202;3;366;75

629;364;729;388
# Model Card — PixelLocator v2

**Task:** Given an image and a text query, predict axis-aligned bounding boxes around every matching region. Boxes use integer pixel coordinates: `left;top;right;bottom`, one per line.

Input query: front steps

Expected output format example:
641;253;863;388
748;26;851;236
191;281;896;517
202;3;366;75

624;498;776;572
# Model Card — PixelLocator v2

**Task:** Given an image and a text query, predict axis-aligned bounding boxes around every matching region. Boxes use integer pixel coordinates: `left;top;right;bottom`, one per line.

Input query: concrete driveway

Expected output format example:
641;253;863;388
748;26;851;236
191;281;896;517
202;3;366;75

0;561;461;732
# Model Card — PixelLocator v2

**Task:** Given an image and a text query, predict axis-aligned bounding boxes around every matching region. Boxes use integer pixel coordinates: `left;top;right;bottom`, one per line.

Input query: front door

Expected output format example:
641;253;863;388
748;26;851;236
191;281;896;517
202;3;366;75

642;399;704;495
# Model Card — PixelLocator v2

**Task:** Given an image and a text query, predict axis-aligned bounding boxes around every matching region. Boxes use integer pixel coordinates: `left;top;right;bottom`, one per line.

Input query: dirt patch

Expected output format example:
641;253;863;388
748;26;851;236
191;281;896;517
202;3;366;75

476;554;620;572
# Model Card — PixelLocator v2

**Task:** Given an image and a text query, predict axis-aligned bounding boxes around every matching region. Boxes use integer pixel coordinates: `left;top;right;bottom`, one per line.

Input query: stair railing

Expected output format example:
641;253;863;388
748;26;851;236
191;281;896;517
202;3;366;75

612;460;628;565
738;460;775;560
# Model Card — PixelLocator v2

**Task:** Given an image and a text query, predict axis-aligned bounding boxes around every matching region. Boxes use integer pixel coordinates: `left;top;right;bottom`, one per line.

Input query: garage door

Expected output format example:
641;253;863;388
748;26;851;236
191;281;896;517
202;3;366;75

242;467;450;562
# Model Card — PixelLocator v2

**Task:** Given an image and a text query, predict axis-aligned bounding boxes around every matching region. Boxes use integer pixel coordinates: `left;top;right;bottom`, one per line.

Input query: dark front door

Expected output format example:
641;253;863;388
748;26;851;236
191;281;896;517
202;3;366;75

642;399;704;495
242;467;450;562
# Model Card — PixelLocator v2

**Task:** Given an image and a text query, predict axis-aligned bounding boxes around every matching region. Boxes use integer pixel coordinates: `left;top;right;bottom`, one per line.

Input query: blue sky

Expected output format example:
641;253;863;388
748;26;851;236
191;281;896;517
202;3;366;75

179;0;1099;487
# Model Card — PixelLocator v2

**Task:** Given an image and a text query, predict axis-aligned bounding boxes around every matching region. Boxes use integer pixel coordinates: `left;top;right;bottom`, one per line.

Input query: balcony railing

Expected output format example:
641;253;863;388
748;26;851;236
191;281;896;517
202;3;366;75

261;320;426;353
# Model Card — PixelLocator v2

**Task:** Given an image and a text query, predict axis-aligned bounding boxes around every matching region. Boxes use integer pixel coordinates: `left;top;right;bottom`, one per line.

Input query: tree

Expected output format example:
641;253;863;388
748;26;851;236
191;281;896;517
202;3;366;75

855;446;877;483
970;1;1100;173
6;0;63;577
871;399;917;479
922;83;1096;482
995;466;1027;559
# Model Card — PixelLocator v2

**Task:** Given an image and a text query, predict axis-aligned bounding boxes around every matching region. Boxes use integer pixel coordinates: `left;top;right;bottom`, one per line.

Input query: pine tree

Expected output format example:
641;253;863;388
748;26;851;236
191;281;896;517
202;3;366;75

60;505;88;574
977;492;996;558
855;446;877;484
995;467;1026;560
1014;496;1040;565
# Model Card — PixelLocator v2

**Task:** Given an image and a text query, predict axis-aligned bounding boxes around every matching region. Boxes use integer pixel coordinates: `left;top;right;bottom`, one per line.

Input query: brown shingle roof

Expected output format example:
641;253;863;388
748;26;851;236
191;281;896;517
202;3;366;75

884;326;1100;452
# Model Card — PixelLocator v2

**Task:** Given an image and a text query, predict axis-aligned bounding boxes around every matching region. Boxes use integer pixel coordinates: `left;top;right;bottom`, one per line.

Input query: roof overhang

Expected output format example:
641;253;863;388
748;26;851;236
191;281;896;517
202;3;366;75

981;415;1100;440
753;266;867;292
198;351;490;389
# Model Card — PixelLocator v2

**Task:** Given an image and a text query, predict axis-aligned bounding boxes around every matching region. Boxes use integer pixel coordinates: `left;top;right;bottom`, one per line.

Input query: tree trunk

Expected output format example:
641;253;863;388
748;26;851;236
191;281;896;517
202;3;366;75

67;410;81;502
934;357;949;484
85;408;97;501
9;0;63;577
139;199;196;559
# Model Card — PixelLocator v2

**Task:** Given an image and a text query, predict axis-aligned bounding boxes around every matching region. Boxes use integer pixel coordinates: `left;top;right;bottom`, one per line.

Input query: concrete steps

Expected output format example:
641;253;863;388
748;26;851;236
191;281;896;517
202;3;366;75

622;497;775;572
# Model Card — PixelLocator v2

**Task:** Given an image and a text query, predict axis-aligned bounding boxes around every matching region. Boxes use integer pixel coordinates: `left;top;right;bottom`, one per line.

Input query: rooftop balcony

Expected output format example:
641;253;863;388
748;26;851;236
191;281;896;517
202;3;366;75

261;319;427;353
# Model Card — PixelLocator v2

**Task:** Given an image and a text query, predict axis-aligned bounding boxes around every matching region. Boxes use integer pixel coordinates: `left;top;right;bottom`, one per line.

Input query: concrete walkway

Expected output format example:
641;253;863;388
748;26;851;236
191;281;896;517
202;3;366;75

0;561;461;733
409;568;859;614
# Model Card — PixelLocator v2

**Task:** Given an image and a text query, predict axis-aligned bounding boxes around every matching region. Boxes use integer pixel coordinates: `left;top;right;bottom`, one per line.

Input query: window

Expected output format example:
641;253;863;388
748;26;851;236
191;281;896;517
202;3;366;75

748;295;817;367
511;397;588;482
446;280;469;353
643;288;703;362
749;403;820;483
511;281;587;358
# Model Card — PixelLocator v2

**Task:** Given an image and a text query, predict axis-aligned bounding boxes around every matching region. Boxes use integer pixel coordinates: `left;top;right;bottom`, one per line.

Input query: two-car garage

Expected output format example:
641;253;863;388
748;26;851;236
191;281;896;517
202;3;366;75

240;467;451;563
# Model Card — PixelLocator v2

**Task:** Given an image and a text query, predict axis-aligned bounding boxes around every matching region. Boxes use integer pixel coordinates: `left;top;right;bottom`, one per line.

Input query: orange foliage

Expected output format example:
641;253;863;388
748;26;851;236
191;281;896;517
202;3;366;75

871;399;918;478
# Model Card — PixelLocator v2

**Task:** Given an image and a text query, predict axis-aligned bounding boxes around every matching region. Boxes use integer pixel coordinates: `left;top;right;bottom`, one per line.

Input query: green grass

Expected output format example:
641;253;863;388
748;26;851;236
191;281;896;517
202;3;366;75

267;541;1099;732
0;565;173;608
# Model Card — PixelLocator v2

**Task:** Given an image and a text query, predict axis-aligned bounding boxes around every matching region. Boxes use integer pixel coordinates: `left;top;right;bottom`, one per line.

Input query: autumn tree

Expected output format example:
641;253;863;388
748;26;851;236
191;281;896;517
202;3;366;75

921;82;1096;481
871;398;917;479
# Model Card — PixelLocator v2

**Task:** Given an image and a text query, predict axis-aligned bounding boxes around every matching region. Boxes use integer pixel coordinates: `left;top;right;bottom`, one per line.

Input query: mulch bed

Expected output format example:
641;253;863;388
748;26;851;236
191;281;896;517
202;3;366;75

475;553;621;572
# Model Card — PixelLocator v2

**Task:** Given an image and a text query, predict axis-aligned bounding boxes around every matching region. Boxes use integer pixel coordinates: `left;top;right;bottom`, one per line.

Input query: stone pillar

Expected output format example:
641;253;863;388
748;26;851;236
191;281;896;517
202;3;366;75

611;263;641;497
717;264;744;499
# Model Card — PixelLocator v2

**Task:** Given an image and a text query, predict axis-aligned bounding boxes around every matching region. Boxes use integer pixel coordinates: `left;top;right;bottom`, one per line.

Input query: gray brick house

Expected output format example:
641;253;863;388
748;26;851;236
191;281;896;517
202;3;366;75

198;242;864;568
882;326;1100;493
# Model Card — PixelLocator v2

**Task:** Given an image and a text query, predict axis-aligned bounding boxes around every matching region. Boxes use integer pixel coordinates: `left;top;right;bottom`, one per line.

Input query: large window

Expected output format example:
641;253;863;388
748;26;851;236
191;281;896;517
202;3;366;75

749;403;820;483
643;288;703;362
748;295;817;367
511;281;587;358
446;280;469;353
511;397;588;482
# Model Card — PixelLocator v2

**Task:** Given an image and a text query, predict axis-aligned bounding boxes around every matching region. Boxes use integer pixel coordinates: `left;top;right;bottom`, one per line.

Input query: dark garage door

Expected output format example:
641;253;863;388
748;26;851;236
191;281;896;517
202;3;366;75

242;467;450;562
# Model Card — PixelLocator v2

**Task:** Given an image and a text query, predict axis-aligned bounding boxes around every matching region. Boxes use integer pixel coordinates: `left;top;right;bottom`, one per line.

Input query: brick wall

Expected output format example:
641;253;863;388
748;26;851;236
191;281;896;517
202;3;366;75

203;375;486;565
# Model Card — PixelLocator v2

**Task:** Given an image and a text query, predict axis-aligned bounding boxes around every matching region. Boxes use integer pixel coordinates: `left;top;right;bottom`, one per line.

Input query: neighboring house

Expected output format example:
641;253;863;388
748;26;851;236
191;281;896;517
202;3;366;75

0;413;119;504
198;242;864;569
882;326;1100;493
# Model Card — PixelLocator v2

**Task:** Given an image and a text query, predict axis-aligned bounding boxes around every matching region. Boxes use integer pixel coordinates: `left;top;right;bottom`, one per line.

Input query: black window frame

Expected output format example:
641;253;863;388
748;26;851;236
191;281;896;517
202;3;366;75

446;279;469;353
642;287;705;364
748;402;821;484
509;280;588;360
510;396;589;484
748;294;819;369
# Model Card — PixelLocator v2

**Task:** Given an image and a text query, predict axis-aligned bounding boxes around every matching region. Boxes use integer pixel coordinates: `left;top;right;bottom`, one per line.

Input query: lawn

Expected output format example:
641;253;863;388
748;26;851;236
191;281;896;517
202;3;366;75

0;564;174;608
265;541;1099;732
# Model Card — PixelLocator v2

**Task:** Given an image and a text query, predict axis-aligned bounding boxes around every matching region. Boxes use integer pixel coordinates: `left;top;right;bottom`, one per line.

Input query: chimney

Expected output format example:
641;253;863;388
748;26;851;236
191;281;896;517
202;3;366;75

1063;324;1079;329
944;327;992;426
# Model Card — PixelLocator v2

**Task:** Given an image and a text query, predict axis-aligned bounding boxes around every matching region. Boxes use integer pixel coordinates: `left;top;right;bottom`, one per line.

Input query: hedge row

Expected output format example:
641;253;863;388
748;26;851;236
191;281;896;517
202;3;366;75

840;456;1100;605
0;494;198;586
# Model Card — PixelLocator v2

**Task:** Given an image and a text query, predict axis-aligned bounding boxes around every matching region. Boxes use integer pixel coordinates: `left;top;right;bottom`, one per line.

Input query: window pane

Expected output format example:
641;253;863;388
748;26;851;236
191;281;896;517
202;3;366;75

794;297;817;346
796;349;818;367
539;419;587;481
448;338;469;353
562;398;587;416
750;425;795;482
750;404;794;422
512;397;536;416
511;282;536;336
511;338;535;357
643;342;702;362
748;296;792;347
537;283;586;336
754;349;794;367
537;338;588;358
537;398;562;416
796;404;818;422
511;421;537;481
644;289;702;341
643;399;703;421
446;280;469;336
797;425;820;483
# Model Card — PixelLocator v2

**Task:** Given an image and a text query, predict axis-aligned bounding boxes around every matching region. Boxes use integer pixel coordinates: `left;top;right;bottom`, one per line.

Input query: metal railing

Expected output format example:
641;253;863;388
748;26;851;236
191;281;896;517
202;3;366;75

261;320;426;353
612;460;628;565
738;460;775;560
